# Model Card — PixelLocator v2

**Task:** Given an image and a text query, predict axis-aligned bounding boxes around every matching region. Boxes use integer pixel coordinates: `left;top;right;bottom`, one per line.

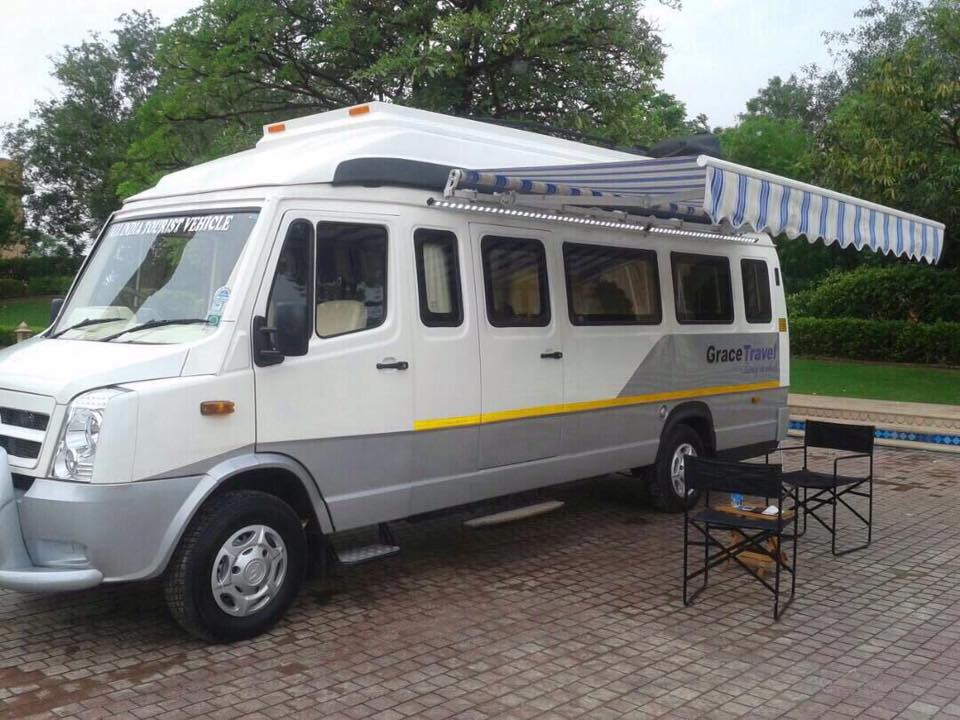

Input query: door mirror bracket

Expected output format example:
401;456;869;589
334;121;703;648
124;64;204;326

253;315;284;367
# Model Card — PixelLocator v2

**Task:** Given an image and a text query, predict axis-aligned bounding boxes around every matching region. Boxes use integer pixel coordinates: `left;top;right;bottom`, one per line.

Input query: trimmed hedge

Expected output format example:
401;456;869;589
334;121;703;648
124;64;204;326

26;275;73;296
0;279;26;299
0;326;23;347
790;318;960;366
789;265;960;322
0;256;81;281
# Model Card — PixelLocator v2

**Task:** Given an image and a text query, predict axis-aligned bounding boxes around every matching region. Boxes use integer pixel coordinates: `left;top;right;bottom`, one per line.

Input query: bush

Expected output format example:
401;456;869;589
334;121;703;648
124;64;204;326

0;256;81;282
0;325;20;347
26;275;73;296
789;265;960;322
790;318;960;365
0;279;27;299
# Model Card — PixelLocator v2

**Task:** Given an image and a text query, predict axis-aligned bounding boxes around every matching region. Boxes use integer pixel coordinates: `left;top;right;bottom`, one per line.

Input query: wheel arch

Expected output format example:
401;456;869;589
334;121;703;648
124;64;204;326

150;453;334;580
659;401;716;458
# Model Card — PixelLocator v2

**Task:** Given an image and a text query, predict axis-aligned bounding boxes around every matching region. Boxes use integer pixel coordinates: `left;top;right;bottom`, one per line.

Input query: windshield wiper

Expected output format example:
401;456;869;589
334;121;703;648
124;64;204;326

99;318;209;342
49;317;123;339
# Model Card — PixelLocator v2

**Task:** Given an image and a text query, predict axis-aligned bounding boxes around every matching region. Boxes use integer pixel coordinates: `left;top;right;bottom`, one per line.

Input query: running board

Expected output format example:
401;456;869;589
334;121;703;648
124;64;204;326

464;500;564;528
335;522;399;566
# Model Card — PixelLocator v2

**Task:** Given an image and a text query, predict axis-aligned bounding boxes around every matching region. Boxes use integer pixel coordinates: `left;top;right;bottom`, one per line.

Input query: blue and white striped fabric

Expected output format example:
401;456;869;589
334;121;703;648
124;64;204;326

448;155;945;264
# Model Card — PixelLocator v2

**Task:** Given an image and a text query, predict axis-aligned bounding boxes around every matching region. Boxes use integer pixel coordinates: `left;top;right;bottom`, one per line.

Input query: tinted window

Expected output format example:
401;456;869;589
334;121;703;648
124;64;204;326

741;259;772;323
671;252;733;324
563;243;661;325
315;222;387;338
266;219;313;355
414;229;463;327
481;236;550;327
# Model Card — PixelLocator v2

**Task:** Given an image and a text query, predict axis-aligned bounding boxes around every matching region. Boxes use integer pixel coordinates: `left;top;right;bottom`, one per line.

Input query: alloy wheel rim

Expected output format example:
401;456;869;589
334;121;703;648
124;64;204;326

211;524;287;617
670;443;697;497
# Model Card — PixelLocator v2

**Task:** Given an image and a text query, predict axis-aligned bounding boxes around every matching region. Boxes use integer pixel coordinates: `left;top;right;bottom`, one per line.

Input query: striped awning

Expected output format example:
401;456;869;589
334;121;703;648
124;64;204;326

446;155;945;264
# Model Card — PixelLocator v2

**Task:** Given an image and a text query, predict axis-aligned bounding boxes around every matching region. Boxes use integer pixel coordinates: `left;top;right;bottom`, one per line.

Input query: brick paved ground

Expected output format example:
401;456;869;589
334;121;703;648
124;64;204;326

1;447;960;719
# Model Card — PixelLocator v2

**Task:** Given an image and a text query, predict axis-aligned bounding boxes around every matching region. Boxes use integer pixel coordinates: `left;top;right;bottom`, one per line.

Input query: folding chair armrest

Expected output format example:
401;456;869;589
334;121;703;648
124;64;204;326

765;444;804;464
832;453;871;479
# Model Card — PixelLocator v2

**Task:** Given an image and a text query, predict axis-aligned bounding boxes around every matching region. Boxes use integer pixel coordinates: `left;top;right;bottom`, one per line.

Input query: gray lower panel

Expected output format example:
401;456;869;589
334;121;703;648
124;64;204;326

263;386;788;531
17;474;206;582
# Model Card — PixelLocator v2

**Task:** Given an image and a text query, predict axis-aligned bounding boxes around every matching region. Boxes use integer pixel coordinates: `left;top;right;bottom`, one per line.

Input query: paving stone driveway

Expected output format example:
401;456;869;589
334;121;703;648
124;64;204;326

2;447;960;720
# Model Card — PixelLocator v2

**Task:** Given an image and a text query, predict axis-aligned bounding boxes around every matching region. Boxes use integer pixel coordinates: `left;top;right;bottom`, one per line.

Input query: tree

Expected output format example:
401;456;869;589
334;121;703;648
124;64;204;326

816;0;959;267
2;12;161;254
117;0;692;195
0;195;16;245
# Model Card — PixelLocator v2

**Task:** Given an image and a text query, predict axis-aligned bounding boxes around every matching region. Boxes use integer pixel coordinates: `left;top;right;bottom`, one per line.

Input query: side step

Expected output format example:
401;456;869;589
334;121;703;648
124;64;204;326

464;500;564;528
335;523;400;566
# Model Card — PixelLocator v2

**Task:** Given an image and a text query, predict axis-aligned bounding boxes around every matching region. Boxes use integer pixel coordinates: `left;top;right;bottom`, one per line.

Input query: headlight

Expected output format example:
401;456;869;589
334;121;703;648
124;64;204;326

52;388;125;481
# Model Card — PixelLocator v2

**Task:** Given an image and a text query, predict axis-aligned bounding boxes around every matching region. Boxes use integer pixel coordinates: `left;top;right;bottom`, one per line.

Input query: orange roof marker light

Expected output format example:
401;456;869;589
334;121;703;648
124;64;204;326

266;122;286;134
348;104;370;117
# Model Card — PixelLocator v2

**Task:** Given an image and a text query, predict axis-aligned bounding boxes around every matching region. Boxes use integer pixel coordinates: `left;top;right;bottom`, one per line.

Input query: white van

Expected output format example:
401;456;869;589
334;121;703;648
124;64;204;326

0;103;942;640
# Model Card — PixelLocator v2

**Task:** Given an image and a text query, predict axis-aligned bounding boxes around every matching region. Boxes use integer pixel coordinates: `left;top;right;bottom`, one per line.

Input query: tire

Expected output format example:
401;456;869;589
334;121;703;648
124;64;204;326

650;424;704;513
164;490;307;642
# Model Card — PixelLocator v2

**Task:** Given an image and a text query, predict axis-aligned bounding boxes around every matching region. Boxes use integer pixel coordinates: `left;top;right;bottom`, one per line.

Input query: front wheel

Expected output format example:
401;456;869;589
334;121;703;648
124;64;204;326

164;490;307;641
650;424;704;513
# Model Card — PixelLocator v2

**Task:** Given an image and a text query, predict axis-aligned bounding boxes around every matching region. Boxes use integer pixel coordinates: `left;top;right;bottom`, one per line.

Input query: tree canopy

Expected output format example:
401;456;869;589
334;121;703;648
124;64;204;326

3;0;958;276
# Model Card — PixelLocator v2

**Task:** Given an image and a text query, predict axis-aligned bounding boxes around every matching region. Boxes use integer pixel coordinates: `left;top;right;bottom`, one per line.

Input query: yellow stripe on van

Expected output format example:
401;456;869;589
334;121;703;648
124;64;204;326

413;380;782;431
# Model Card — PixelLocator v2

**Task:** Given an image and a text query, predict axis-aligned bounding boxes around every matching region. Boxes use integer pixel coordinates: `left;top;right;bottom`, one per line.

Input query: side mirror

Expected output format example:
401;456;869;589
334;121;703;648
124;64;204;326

274;302;309;356
252;315;284;367
49;297;64;325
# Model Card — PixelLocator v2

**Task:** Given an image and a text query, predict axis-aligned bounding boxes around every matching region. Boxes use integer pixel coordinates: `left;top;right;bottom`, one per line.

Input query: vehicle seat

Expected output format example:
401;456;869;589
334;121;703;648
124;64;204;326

316;300;367;337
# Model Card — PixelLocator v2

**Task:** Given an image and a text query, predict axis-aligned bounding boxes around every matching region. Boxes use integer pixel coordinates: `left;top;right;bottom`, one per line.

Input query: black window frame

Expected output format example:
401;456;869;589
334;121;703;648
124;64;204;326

264;218;315;357
314;221;389;339
414;228;463;327
671;251;735;325
481;235;551;328
562;242;662;326
741;258;773;324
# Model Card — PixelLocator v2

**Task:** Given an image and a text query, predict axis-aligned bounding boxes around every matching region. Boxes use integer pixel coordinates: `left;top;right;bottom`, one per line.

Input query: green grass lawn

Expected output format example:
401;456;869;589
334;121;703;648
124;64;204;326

791;357;960;406
0;296;55;330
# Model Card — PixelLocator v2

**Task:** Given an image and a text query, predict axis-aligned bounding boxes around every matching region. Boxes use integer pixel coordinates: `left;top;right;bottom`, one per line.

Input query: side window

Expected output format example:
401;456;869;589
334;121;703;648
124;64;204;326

741;259;772;324
481;235;550;327
266;219;313;356
414;229;463;327
563;242;661;325
315;222;387;338
671;252;734;324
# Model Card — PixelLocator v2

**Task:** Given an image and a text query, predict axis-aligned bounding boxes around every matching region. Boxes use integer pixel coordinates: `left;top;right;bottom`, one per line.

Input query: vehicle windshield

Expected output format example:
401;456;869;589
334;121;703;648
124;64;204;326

51;210;259;343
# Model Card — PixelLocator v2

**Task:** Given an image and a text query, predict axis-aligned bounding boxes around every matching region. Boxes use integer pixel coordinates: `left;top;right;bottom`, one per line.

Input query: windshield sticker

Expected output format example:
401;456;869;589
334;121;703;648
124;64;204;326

207;286;231;326
108;214;235;237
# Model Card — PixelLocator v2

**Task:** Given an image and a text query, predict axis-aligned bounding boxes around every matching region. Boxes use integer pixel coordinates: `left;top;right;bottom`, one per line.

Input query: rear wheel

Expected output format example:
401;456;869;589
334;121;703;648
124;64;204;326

164;490;307;641
650;424;704;513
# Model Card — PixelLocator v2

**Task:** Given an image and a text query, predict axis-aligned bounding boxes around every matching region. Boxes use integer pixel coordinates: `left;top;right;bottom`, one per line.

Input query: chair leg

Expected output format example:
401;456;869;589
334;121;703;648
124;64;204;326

683;517;689;606
773;530;782;620
867;475;873;546
831;484;838;556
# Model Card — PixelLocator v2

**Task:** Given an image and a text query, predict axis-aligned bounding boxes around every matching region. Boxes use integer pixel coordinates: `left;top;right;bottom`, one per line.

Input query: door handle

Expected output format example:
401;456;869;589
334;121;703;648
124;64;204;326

376;359;409;370
540;351;563;359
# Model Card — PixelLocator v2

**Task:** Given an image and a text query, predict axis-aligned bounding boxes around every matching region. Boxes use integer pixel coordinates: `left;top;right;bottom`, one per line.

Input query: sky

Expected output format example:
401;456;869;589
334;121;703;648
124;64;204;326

0;0;866;145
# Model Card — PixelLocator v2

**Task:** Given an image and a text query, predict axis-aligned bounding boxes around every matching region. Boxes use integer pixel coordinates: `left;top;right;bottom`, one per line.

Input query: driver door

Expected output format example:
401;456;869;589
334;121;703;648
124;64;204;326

253;210;414;529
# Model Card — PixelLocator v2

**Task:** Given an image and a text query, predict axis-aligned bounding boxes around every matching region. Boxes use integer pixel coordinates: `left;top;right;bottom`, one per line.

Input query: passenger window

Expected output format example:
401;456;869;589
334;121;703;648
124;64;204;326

315;222;387;338
563;242;661;325
671;252;734;324
266;219;313;356
414;229;463;327
481;236;550;327
741;259;772;323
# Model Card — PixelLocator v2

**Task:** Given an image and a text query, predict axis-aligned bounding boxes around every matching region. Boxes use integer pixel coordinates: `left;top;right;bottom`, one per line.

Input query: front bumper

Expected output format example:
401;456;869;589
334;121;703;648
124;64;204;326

0;450;205;592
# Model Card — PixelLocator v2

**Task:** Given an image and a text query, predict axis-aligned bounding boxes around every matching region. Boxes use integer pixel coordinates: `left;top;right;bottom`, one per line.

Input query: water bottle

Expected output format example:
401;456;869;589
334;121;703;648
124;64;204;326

730;492;743;509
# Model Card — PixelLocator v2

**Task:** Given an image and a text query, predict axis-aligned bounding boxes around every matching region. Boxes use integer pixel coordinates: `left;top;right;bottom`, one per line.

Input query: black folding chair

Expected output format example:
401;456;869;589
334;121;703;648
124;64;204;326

683;457;798;620
768;420;874;556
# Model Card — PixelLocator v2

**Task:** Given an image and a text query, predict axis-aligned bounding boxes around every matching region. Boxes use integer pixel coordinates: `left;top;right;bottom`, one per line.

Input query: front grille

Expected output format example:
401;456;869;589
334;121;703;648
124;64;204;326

0;435;42;459
0;408;48;431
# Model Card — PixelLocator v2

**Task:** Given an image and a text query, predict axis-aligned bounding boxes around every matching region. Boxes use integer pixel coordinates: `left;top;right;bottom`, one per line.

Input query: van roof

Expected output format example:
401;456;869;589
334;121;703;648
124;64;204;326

128;102;646;202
